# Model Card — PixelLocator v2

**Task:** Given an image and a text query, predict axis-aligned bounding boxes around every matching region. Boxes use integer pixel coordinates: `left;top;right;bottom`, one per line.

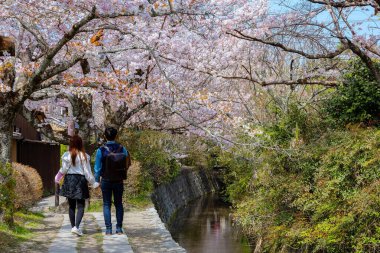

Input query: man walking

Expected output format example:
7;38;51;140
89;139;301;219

94;127;131;235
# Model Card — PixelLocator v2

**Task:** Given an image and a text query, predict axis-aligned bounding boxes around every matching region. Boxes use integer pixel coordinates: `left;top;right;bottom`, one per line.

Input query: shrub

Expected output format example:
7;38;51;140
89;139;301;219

325;59;380;125
119;129;182;187
12;163;42;209
117;128;219;208
123;160;153;208
265;100;328;146
227;128;380;252
125;160;148;196
0;163;15;226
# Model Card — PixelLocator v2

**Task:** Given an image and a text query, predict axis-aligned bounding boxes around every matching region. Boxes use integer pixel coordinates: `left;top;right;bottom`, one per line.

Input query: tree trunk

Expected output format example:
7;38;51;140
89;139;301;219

0;120;13;163
346;39;380;86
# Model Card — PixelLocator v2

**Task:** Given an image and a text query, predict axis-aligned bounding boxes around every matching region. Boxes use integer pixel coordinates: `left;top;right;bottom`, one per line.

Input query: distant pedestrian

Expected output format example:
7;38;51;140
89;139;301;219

94;127;131;235
57;135;99;236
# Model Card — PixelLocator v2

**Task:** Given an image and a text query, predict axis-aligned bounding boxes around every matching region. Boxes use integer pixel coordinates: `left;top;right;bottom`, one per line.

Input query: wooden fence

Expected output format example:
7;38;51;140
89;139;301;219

17;140;60;194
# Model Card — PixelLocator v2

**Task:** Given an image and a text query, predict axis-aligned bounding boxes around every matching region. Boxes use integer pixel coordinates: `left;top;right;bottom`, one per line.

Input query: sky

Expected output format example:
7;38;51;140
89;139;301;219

269;0;380;35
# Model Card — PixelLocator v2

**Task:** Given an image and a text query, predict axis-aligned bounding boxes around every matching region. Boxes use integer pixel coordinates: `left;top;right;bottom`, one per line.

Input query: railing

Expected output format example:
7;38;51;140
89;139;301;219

55;183;60;207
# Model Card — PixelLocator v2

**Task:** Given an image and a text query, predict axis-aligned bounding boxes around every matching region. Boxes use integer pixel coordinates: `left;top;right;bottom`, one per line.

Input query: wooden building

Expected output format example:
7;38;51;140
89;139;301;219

12;114;60;194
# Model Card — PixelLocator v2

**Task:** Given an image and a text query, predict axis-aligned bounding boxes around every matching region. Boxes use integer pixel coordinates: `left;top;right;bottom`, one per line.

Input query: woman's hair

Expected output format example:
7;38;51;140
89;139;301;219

69;135;87;166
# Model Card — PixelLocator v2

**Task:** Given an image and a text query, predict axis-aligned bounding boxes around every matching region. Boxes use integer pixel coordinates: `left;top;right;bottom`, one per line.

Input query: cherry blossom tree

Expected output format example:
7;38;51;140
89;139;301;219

0;2;129;161
228;0;380;85
0;0;195;162
0;0;271;162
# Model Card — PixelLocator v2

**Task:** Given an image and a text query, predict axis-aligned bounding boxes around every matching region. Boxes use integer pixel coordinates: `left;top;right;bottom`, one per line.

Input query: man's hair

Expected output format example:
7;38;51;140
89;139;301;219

104;127;118;141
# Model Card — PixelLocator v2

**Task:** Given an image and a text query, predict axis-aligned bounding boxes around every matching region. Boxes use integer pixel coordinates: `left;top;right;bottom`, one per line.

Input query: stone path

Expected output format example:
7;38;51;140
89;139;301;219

125;208;186;253
78;215;103;253
30;195;66;213
92;212;134;253
48;214;79;253
26;196;186;253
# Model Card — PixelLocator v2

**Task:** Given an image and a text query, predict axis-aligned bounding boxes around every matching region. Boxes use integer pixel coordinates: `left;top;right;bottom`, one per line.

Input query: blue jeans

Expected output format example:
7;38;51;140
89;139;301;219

101;180;124;230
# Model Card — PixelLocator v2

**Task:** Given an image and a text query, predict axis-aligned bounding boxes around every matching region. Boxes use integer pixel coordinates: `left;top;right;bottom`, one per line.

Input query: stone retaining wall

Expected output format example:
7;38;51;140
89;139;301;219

151;168;219;224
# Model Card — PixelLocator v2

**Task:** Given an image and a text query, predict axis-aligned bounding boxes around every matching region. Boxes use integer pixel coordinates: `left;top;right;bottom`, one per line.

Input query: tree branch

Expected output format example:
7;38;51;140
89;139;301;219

227;30;348;59
14;17;48;51
26;6;97;97
40;54;84;83
345;38;380;84
308;0;379;8
158;53;339;87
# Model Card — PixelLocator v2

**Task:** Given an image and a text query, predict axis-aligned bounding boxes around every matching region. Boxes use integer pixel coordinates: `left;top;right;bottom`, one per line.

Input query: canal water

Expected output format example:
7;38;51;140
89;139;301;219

169;194;252;253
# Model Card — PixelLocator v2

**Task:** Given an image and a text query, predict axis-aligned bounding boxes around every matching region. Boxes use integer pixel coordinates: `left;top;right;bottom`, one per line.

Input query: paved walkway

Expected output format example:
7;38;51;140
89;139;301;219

29;195;66;213
92;212;134;253
48;214;79;253
125;208;186;253
28;196;186;253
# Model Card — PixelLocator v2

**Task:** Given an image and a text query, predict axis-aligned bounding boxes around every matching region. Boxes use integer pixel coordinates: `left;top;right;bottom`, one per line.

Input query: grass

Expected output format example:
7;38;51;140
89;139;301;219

87;200;103;212
87;194;153;212
126;194;153;209
14;211;44;229
0;210;45;251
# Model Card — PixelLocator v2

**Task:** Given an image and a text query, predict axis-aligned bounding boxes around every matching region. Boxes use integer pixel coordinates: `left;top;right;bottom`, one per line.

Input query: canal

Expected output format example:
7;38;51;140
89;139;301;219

169;194;252;253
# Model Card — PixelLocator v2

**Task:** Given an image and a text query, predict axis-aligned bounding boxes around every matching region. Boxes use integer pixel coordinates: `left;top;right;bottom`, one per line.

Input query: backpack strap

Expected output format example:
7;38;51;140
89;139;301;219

103;144;123;155
103;145;111;153
117;144;123;153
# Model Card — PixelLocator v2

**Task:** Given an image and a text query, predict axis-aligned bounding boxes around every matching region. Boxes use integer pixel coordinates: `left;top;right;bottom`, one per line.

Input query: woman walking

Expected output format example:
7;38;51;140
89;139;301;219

57;135;99;236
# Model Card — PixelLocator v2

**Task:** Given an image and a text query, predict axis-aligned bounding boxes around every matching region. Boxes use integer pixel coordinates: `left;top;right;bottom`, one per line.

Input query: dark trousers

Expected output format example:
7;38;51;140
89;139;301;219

68;198;85;228
101;180;124;230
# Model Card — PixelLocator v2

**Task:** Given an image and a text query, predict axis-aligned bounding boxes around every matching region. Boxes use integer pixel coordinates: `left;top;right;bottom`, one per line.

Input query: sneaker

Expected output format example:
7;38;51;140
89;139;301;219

116;228;124;235
71;226;83;236
105;229;112;235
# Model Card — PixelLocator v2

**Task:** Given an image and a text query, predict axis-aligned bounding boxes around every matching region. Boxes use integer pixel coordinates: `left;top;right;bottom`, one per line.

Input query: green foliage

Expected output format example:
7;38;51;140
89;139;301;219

215;147;254;202
89;196;152;212
87;200;103;212
266;102;307;144
178;137;213;169
0;163;15;227
119;129;217;189
210;83;380;251
325;59;380;125
60;144;68;167
119;129;181;187
126;194;152;209
266;101;328;146
225;128;380;252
